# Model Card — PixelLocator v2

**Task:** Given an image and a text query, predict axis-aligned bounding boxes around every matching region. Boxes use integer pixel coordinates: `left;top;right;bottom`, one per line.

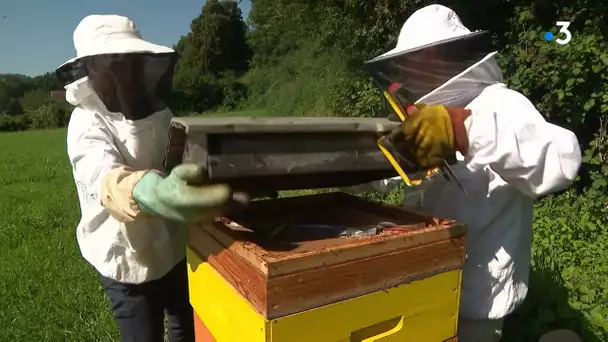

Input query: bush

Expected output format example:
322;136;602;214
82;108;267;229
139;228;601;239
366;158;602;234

219;71;248;111
328;75;384;118
28;103;70;130
172;72;224;113
0;102;71;132
243;41;350;116
0;114;30;132
496;183;606;341
495;5;608;148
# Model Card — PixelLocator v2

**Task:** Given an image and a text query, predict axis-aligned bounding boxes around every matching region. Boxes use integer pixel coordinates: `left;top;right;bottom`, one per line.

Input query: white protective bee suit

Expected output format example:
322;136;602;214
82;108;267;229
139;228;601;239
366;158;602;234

65;77;185;284
347;5;582;341
61;15;187;285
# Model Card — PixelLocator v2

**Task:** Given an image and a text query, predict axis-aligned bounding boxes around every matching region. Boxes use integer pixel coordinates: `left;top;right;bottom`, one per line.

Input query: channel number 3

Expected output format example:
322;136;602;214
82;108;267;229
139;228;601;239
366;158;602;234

556;21;572;45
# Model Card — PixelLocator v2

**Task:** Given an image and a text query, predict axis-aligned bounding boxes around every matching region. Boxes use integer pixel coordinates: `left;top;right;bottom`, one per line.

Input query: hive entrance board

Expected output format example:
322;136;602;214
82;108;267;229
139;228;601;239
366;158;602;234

188;192;466;319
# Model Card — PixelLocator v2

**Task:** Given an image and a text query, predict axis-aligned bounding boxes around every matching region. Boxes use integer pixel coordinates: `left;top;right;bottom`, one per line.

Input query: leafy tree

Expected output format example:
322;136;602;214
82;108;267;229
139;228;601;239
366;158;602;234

28;102;68;129
19;89;52;113
173;0;250;112
0;73;70;130
0;74;32;115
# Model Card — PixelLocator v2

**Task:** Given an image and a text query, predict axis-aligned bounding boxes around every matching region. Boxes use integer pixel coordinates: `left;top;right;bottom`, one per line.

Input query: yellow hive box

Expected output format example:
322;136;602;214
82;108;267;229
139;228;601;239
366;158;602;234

187;247;461;342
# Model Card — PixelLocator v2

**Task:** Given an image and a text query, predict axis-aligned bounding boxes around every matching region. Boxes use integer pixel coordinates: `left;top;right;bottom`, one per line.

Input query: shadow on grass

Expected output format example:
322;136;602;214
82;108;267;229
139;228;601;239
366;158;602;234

502;266;603;342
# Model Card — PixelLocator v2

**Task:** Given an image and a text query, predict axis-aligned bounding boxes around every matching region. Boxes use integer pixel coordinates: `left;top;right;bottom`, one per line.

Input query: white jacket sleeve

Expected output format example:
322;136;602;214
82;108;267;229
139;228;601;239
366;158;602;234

464;87;582;198
67;112;147;222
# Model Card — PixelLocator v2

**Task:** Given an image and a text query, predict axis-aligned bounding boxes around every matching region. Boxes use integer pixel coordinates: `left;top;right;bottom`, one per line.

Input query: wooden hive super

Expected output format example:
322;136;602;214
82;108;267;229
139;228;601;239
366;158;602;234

164;116;407;192
188;192;466;320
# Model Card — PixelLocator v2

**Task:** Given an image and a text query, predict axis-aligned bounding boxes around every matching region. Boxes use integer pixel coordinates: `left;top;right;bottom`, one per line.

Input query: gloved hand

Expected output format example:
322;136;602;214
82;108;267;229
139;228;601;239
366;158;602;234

389;104;471;169
132;163;243;222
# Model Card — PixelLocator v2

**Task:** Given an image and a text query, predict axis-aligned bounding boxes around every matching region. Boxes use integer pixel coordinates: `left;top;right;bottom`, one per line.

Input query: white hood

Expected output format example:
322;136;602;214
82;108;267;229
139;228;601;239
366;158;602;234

64;76;110;113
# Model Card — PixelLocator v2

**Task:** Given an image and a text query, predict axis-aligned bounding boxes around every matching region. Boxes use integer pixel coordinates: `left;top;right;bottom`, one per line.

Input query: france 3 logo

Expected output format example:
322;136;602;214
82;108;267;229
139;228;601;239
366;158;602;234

544;21;572;45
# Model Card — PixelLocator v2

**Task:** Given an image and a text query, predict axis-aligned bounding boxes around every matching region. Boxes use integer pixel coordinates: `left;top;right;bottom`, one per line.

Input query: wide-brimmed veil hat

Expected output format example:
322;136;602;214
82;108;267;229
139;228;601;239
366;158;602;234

56;14;174;71
366;4;500;107
374;4;495;60
56;15;176;108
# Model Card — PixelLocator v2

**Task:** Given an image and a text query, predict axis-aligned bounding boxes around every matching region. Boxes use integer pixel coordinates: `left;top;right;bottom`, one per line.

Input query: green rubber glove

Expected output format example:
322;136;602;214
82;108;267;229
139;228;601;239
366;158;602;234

132;163;234;222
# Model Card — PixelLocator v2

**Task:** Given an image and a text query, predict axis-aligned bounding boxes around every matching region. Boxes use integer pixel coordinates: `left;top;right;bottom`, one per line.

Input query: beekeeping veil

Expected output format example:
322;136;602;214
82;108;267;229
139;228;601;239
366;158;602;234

55;15;178;120
365;5;503;119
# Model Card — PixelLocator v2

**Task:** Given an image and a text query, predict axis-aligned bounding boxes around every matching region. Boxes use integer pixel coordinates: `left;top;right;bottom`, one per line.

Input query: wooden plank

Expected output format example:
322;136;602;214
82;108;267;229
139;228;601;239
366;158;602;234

188;226;269;316
178;128;403;191
227;192;458;231
172;116;400;134
207;150;389;177
201;221;465;278
265;237;465;319
196;192;465;277
270;270;460;341
197;222;272;274
333;191;461;226
267;224;465;277
204;170;399;193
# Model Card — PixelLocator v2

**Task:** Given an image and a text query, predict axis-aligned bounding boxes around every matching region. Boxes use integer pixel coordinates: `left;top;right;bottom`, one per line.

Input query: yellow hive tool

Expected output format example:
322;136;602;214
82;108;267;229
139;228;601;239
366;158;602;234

377;90;468;196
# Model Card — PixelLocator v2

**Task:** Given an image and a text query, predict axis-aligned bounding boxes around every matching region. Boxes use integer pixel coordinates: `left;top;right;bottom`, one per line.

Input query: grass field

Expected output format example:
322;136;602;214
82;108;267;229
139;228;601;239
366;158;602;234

0;129;118;341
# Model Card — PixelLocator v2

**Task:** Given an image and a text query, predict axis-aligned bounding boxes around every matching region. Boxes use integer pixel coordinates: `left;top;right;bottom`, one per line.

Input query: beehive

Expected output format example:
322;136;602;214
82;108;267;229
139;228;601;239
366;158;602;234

164;116;466;341
187;193;465;341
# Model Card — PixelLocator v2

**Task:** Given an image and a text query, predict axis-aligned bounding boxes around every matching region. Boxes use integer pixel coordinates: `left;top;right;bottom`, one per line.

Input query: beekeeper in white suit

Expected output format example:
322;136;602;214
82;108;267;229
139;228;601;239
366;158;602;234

56;14;244;342
347;5;582;341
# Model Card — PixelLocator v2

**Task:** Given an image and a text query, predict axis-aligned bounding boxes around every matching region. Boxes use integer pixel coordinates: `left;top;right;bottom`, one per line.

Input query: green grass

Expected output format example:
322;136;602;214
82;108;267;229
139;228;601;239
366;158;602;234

0;129;118;341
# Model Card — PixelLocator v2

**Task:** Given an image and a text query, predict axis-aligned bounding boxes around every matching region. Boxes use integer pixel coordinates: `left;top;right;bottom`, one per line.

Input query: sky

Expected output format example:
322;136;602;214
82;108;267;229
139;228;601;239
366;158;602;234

0;0;252;76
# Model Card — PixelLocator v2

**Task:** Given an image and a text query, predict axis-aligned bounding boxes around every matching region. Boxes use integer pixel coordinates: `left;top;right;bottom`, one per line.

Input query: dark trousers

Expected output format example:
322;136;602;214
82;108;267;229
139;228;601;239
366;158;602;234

100;259;195;342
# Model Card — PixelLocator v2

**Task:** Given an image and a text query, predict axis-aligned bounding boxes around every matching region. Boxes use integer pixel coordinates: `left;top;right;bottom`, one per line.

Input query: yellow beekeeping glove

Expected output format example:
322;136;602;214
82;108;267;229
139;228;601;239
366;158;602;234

390;104;471;169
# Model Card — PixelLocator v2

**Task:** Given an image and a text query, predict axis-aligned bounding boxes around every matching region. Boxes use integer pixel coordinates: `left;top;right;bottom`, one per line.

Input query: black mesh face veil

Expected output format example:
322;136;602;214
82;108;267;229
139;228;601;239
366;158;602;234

56;52;178;120
365;31;494;114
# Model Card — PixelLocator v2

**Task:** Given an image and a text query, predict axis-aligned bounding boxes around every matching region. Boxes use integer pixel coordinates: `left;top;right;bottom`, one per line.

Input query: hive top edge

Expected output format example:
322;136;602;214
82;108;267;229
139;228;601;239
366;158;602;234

170;116;399;134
